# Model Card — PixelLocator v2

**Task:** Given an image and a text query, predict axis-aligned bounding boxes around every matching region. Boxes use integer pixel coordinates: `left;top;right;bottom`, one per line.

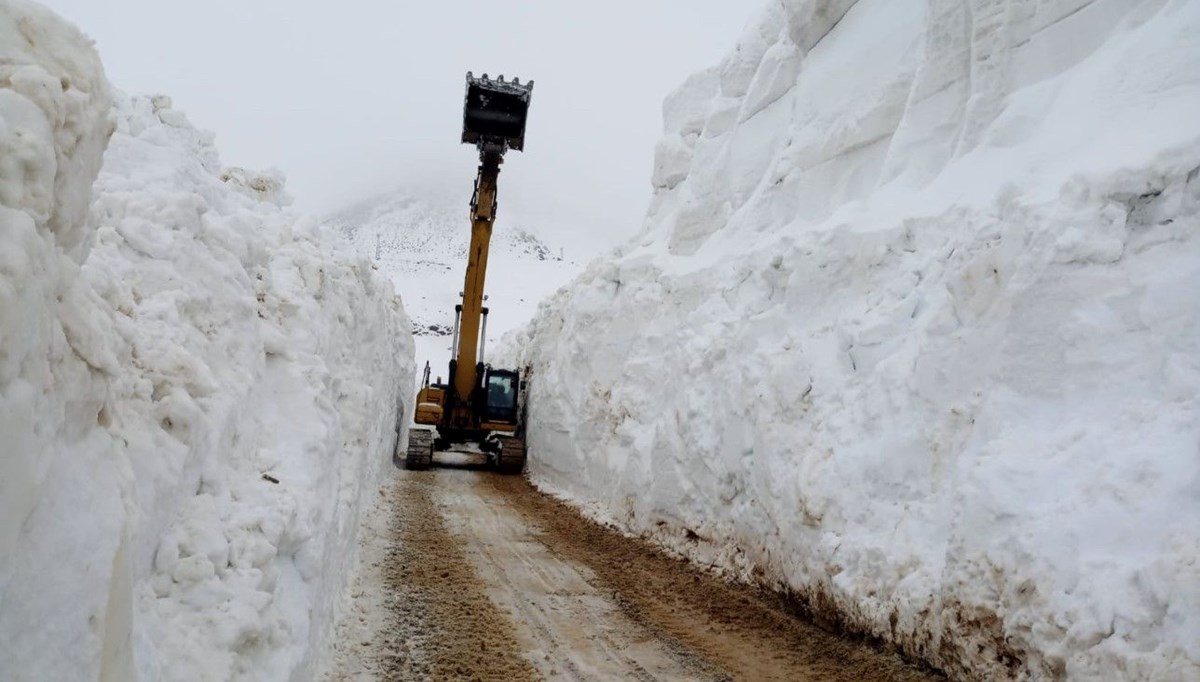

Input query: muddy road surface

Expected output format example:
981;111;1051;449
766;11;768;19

324;458;939;681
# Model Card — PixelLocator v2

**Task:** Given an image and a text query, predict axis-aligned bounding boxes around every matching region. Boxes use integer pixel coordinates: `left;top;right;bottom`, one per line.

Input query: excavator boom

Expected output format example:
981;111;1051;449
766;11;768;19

453;152;499;402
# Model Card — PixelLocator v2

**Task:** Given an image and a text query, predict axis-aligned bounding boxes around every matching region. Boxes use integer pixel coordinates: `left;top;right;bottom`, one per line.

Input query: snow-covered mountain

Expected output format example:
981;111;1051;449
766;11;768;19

326;191;583;380
504;1;1200;680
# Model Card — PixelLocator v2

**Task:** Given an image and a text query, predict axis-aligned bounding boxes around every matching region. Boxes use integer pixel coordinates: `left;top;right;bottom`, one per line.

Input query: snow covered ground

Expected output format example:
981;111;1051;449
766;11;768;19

503;0;1200;679
326;189;582;386
0;2;414;679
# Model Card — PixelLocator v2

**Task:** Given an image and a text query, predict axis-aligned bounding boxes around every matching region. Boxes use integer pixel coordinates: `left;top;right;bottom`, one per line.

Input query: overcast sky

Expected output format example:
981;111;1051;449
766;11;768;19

41;1;756;248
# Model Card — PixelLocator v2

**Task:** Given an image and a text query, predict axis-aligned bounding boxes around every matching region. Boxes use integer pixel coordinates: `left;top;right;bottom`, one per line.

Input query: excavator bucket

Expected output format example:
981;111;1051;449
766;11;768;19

462;72;533;152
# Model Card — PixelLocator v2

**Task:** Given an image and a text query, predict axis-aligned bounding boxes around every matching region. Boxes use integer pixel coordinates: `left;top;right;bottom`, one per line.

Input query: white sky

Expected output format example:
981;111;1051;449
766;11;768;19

41;1;756;248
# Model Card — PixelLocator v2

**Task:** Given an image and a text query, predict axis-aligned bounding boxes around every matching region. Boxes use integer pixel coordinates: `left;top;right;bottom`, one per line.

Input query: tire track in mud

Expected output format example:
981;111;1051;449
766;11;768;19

484;475;942;682
378;472;539;681
433;470;724;681
328;468;941;681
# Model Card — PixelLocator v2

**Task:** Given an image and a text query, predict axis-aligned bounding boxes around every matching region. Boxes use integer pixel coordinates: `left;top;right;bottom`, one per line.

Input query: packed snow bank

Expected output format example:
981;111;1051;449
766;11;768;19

0;2;119;677
0;4;414;680
504;0;1200;679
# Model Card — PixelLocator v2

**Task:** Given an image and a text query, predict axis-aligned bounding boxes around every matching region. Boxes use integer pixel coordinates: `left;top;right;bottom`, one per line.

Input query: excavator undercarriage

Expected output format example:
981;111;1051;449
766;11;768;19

403;72;534;474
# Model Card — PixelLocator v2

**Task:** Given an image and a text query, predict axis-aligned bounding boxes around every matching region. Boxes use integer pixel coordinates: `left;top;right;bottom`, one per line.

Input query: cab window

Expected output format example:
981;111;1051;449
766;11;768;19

486;374;517;413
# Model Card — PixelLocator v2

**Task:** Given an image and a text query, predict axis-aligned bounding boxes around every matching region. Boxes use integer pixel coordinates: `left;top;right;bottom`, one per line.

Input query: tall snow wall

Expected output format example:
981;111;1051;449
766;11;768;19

505;0;1200;679
0;2;415;679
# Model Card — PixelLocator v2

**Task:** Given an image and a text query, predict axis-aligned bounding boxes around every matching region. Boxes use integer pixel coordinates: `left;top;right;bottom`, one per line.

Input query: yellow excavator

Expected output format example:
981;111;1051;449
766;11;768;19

403;72;533;473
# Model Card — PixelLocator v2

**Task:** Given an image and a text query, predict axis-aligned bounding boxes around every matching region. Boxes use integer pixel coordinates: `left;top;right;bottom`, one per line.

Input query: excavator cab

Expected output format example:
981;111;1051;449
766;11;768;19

461;73;533;152
483;368;520;423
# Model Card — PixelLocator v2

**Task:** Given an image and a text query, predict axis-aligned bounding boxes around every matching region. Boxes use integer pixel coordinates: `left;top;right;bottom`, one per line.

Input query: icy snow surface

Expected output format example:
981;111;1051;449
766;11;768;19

503;0;1200;679
0;3;415;679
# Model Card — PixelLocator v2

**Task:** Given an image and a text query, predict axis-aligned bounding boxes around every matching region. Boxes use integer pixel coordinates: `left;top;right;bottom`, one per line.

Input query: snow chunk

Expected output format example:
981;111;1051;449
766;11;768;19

0;0;113;259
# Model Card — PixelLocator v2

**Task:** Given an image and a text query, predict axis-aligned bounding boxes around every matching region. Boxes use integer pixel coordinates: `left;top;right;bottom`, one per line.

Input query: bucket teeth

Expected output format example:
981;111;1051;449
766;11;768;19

462;70;534;152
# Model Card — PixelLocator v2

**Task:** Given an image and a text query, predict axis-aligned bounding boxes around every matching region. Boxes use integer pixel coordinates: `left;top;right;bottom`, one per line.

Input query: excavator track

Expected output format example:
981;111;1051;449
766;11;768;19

405;429;434;470
495;436;526;475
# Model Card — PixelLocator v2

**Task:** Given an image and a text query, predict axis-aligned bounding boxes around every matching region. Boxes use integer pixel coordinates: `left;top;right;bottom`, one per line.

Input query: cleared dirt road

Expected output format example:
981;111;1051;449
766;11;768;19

324;458;940;681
